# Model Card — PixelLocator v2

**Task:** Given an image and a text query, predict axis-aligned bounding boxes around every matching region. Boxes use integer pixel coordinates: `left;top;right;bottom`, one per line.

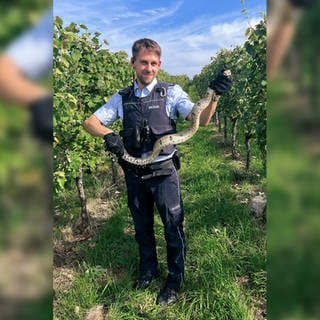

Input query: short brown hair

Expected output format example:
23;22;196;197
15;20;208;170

131;38;162;59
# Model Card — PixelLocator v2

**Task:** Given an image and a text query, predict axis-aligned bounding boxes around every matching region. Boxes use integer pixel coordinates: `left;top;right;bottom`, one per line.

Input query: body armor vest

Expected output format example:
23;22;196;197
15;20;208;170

119;82;176;158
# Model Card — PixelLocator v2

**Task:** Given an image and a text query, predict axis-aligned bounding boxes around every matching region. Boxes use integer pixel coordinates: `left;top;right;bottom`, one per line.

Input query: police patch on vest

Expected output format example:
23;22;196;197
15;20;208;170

148;105;160;110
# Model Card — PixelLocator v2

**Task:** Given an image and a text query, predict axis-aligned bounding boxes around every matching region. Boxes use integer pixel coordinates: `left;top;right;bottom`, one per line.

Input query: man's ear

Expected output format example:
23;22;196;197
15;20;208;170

130;57;135;65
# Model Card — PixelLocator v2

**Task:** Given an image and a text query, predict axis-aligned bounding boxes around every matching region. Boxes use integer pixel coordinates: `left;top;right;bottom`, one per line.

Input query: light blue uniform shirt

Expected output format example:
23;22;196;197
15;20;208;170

94;78;194;162
94;78;194;126
5;9;53;80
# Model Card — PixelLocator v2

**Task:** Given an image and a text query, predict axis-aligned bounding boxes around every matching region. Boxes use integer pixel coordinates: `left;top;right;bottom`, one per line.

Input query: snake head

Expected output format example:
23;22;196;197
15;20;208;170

223;69;232;77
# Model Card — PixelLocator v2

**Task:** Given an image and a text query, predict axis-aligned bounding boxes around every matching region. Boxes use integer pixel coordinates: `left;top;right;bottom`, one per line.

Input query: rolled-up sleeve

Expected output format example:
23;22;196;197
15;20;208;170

93;93;123;126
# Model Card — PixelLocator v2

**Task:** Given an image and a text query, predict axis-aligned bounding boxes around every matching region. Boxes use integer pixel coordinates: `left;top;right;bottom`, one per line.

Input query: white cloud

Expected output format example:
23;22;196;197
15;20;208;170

151;17;262;77
209;17;261;47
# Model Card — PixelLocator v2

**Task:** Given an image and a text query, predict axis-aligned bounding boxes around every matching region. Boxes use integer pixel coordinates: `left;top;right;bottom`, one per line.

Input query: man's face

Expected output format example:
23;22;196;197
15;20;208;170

131;48;161;88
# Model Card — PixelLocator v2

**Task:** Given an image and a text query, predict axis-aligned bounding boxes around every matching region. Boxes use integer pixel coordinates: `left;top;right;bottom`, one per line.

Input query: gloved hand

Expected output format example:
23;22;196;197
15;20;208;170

209;69;233;95
288;0;314;8
29;95;53;143
104;132;124;157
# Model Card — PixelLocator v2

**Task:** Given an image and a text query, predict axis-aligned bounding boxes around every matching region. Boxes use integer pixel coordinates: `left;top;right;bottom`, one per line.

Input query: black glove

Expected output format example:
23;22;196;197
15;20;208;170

104;132;124;157
288;0;315;8
209;69;233;95
29;95;53;143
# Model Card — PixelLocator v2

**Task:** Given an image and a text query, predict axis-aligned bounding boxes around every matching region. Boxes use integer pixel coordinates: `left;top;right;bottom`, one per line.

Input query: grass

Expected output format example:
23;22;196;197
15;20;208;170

54;124;266;320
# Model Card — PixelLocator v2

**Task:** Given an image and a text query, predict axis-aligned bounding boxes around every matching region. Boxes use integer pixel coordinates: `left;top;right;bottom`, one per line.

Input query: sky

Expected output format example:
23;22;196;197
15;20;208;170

54;0;266;78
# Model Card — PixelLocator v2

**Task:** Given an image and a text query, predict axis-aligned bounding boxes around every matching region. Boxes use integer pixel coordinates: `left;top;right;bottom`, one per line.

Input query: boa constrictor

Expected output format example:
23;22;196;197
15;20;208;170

120;88;219;166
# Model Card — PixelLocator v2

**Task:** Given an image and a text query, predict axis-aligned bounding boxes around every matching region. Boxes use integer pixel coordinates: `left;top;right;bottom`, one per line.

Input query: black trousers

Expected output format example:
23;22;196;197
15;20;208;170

124;166;186;290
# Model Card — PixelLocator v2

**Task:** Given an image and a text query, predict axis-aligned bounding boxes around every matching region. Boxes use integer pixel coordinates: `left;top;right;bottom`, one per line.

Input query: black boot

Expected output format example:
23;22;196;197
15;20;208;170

133;271;158;290
156;286;178;305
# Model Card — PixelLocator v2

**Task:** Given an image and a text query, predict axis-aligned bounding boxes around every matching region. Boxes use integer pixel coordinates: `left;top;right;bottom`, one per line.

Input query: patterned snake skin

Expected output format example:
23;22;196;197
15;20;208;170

121;88;219;166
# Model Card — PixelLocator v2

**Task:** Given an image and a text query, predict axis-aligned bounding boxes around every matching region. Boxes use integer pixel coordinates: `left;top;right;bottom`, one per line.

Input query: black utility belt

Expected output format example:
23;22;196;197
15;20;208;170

123;158;175;180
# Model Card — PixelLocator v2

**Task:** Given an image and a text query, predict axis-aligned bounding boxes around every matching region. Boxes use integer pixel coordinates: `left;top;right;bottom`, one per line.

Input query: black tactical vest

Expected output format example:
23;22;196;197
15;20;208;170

119;82;176;157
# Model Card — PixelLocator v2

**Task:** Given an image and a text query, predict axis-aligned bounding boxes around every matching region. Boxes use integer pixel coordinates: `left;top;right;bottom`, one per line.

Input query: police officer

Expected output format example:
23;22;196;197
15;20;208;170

83;38;232;305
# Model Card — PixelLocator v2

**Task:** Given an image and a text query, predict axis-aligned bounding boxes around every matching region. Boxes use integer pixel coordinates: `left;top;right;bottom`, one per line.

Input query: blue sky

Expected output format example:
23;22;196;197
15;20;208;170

54;0;266;78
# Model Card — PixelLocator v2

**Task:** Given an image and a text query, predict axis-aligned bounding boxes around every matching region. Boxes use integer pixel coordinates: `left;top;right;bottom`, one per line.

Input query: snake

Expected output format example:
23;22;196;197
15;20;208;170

120;87;220;166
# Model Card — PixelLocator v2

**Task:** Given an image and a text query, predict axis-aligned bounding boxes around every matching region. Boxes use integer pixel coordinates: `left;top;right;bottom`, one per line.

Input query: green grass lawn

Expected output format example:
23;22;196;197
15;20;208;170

54;124;266;320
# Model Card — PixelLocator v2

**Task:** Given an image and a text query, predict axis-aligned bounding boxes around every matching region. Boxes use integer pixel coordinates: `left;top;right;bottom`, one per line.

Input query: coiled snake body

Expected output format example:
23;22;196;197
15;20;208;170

121;88;219;166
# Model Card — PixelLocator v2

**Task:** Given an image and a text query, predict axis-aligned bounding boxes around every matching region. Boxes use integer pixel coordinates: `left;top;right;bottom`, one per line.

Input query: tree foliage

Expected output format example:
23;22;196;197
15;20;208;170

53;17;132;194
188;18;266;170
158;69;190;88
